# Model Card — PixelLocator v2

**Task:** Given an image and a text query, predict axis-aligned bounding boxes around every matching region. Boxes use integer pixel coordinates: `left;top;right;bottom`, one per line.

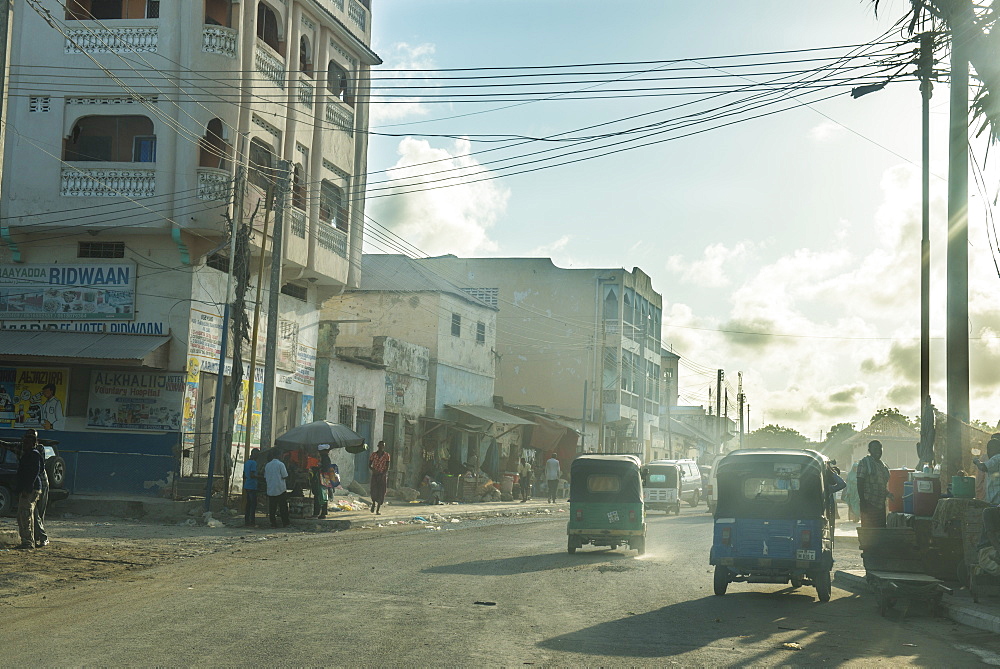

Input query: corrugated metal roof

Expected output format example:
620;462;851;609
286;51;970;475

356;255;496;309
445;404;535;425
0;330;170;361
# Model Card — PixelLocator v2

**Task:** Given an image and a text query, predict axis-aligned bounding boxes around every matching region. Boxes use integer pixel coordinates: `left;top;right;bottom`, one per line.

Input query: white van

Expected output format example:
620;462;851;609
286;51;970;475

706;454;726;514
648;458;702;506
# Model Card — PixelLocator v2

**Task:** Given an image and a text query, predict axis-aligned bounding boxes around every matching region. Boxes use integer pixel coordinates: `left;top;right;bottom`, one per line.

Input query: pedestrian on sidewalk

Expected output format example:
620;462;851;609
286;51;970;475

369;441;390;515
518;457;532;502
264;448;290;528
545;453;561;504
15;429;44;549
857;440;891;528
243;448;261;527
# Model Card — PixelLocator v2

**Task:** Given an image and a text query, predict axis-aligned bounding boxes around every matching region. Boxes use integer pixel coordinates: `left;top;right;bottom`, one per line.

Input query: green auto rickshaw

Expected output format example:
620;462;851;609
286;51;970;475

567;454;646;555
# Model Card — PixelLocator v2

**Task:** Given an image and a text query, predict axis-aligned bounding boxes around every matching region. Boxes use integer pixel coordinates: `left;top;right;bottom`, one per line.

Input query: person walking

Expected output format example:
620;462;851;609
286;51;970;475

369;441;391;515
518;457;533;502
243;448;261;527
545;452;561;504
857;440;891;528
15;429;44;549
33;436;50;547
264;448;290;528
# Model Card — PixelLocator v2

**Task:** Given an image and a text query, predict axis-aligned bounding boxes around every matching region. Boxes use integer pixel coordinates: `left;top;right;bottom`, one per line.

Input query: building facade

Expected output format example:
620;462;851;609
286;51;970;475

0;0;379;496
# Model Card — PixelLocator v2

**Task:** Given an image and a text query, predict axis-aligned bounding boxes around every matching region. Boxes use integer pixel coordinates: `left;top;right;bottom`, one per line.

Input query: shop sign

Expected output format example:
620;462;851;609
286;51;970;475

1;321;167;334
0;263;136;320
87;371;185;431
0;367;70;431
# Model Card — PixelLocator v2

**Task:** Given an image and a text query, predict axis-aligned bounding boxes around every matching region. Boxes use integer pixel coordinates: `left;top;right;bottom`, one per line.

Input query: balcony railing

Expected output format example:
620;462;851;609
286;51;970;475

348;0;367;30
61;167;155;197
255;45;285;88
326;103;354;136
290;208;306;238
297;78;314;108
316;222;347;257
65;27;158;53
202;26;238;58
197;169;231;201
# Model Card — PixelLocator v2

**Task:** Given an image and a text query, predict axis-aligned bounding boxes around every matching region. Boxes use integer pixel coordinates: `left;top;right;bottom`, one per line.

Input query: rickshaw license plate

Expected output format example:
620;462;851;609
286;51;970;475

796;549;816;560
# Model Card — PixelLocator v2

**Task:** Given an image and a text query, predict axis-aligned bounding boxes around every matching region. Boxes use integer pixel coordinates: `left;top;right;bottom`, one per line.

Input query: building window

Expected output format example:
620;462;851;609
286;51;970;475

327;61;352;106
460;287;498;308
204;0;231;27
64;115;155;163
338;396;355;427
476;321;485;344
199;118;229;169
451;313;461;337
299;36;313;77
205;253;230;272
256;2;282;54
280;282;308;301
319;180;348;232
29;97;51;113
291;164;306;211
78;241;124;258
248;138;276;193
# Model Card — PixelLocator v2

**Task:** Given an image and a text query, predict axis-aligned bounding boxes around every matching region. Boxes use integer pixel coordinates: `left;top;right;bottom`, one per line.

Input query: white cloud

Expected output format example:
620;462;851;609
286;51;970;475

809;120;847;143
368;43;438;126
367;137;509;256
666;241;759;288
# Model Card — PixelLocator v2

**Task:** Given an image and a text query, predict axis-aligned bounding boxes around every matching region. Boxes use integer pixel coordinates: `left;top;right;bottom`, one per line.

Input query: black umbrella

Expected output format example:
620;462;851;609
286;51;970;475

274;420;367;455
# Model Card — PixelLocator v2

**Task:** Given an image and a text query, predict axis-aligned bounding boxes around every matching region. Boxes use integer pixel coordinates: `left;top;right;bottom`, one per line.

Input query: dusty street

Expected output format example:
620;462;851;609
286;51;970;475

3;506;1000;666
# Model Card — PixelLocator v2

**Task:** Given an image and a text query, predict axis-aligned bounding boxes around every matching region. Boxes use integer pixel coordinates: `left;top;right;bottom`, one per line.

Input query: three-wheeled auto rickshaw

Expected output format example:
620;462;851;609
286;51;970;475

641;462;681;515
710;449;834;601
567;454;646;555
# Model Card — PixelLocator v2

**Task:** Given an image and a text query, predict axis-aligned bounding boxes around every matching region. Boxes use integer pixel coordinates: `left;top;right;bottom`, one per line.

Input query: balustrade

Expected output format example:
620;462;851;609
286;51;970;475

202;26;238;58
316;223;347;257
61;167;156;198
326;103;354;136
255;45;286;88
297;79;314;108
65;27;158;53
197;169;231;201
348;0;367;30
290;209;307;238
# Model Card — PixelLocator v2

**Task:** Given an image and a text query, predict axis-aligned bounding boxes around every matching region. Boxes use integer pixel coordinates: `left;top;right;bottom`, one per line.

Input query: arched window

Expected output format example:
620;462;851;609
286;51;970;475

204;0;232;26
64;115;155;162
199;118;229;169
299;36;313;77
256;2;281;53
319;180;348;232
327;61;351;106
603;286;618;321
248;138;276;192
291;164;306;210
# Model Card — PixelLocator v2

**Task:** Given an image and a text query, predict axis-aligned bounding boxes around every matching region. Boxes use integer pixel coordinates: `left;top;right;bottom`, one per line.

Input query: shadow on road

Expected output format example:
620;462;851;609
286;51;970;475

537;588;955;665
422;549;631;576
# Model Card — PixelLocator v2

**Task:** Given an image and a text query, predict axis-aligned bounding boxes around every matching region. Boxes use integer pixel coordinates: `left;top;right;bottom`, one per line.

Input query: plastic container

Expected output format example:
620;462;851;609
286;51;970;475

888;469;911;513
952;475;976;499
902;481;914;514
912;473;941;516
500;475;515;496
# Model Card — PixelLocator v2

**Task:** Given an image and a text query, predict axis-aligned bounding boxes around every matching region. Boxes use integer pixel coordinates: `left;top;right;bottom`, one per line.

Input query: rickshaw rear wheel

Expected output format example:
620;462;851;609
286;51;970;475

673;503;681;515
633;537;645;556
567;537;578;554
713;565;729;596
815;569;832;602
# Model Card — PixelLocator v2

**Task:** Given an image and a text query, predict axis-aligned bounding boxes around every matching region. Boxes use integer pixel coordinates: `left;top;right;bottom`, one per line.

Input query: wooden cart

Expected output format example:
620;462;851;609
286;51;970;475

859;527;951;618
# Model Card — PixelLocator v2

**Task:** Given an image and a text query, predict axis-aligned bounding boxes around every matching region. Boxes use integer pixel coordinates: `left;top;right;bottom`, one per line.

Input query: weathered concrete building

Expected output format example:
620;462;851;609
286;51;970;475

0;0;379;496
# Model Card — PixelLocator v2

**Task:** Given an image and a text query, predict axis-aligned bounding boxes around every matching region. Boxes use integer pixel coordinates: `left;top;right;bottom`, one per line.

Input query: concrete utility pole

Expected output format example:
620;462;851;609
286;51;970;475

715;369;723;452
737;372;745;450
918;32;935;462
637;323;646;459
945;12;971;479
665;369;673;459
259;161;291;448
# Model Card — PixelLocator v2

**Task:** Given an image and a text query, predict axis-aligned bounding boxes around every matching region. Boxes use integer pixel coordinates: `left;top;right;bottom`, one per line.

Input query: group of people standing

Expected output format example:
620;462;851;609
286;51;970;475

12;428;50;549
515;453;563;503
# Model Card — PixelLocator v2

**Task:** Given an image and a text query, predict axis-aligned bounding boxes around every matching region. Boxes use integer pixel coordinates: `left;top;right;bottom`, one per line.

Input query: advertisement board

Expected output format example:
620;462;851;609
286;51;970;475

0;263;136;320
87;371;185;431
0;367;70;430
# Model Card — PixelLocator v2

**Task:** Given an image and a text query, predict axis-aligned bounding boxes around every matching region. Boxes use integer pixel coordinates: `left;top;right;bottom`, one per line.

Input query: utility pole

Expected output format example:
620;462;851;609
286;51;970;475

737;372;745;450
918;30;935;467
259;161;291;449
665;369;673;459
580;380;587;453
637;323;646;460
598;322;607;452
0;0;9;128
715;369;724;454
945;11;970;479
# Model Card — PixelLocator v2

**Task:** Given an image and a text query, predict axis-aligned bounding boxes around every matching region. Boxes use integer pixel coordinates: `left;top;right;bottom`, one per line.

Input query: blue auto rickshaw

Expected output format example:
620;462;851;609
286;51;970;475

710;449;834;601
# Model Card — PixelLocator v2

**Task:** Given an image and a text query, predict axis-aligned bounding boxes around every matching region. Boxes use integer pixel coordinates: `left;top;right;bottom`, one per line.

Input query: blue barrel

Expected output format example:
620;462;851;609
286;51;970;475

902;481;914;514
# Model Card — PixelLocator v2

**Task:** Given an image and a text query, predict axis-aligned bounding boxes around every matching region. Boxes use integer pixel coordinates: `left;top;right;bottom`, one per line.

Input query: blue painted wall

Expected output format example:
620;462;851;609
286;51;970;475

0;428;179;496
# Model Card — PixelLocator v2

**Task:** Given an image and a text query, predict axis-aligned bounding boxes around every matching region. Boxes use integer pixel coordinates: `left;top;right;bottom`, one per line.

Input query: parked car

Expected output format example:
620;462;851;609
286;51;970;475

706;454;727;514
0;438;69;516
648;458;703;506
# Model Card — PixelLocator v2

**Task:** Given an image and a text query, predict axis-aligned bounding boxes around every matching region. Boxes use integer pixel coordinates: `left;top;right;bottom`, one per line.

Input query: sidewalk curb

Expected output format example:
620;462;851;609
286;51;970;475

835;569;1000;634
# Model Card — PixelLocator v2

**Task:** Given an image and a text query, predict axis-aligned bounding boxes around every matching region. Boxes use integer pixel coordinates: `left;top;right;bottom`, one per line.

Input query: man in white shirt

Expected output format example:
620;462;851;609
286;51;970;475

264;449;290;528
39;384;65;430
545;453;561;504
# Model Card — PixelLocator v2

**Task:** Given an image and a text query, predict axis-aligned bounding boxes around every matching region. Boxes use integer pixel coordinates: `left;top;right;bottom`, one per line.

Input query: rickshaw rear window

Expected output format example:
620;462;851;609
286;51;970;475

743;477;796;501
648;474;667;483
587;475;621;493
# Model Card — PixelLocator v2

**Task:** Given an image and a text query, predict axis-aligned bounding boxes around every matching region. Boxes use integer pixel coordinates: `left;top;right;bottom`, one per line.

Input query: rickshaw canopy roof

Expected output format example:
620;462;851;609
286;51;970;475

570;454;642;504
716;449;827;476
714;448;829;519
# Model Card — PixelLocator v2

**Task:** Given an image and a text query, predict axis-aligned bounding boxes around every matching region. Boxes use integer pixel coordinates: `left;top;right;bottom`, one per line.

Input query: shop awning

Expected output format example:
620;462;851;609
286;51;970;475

445;404;534;426
0;330;171;368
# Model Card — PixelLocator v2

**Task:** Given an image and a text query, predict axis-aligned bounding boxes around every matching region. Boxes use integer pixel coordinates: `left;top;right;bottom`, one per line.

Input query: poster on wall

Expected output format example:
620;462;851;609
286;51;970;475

301;394;314;426
0;367;70;430
87;371;185;431
0;263;136;320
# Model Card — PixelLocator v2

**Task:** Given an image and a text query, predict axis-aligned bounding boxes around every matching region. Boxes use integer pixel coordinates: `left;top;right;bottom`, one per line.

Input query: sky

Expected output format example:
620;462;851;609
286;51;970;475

360;1;1000;439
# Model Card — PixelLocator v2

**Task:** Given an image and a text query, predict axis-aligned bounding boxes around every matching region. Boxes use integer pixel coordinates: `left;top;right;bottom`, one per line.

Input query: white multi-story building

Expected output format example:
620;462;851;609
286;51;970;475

0;0;379;496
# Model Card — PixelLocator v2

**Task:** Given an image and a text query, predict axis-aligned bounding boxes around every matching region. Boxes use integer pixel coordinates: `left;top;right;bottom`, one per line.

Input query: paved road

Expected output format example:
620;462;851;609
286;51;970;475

5;507;1000;666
